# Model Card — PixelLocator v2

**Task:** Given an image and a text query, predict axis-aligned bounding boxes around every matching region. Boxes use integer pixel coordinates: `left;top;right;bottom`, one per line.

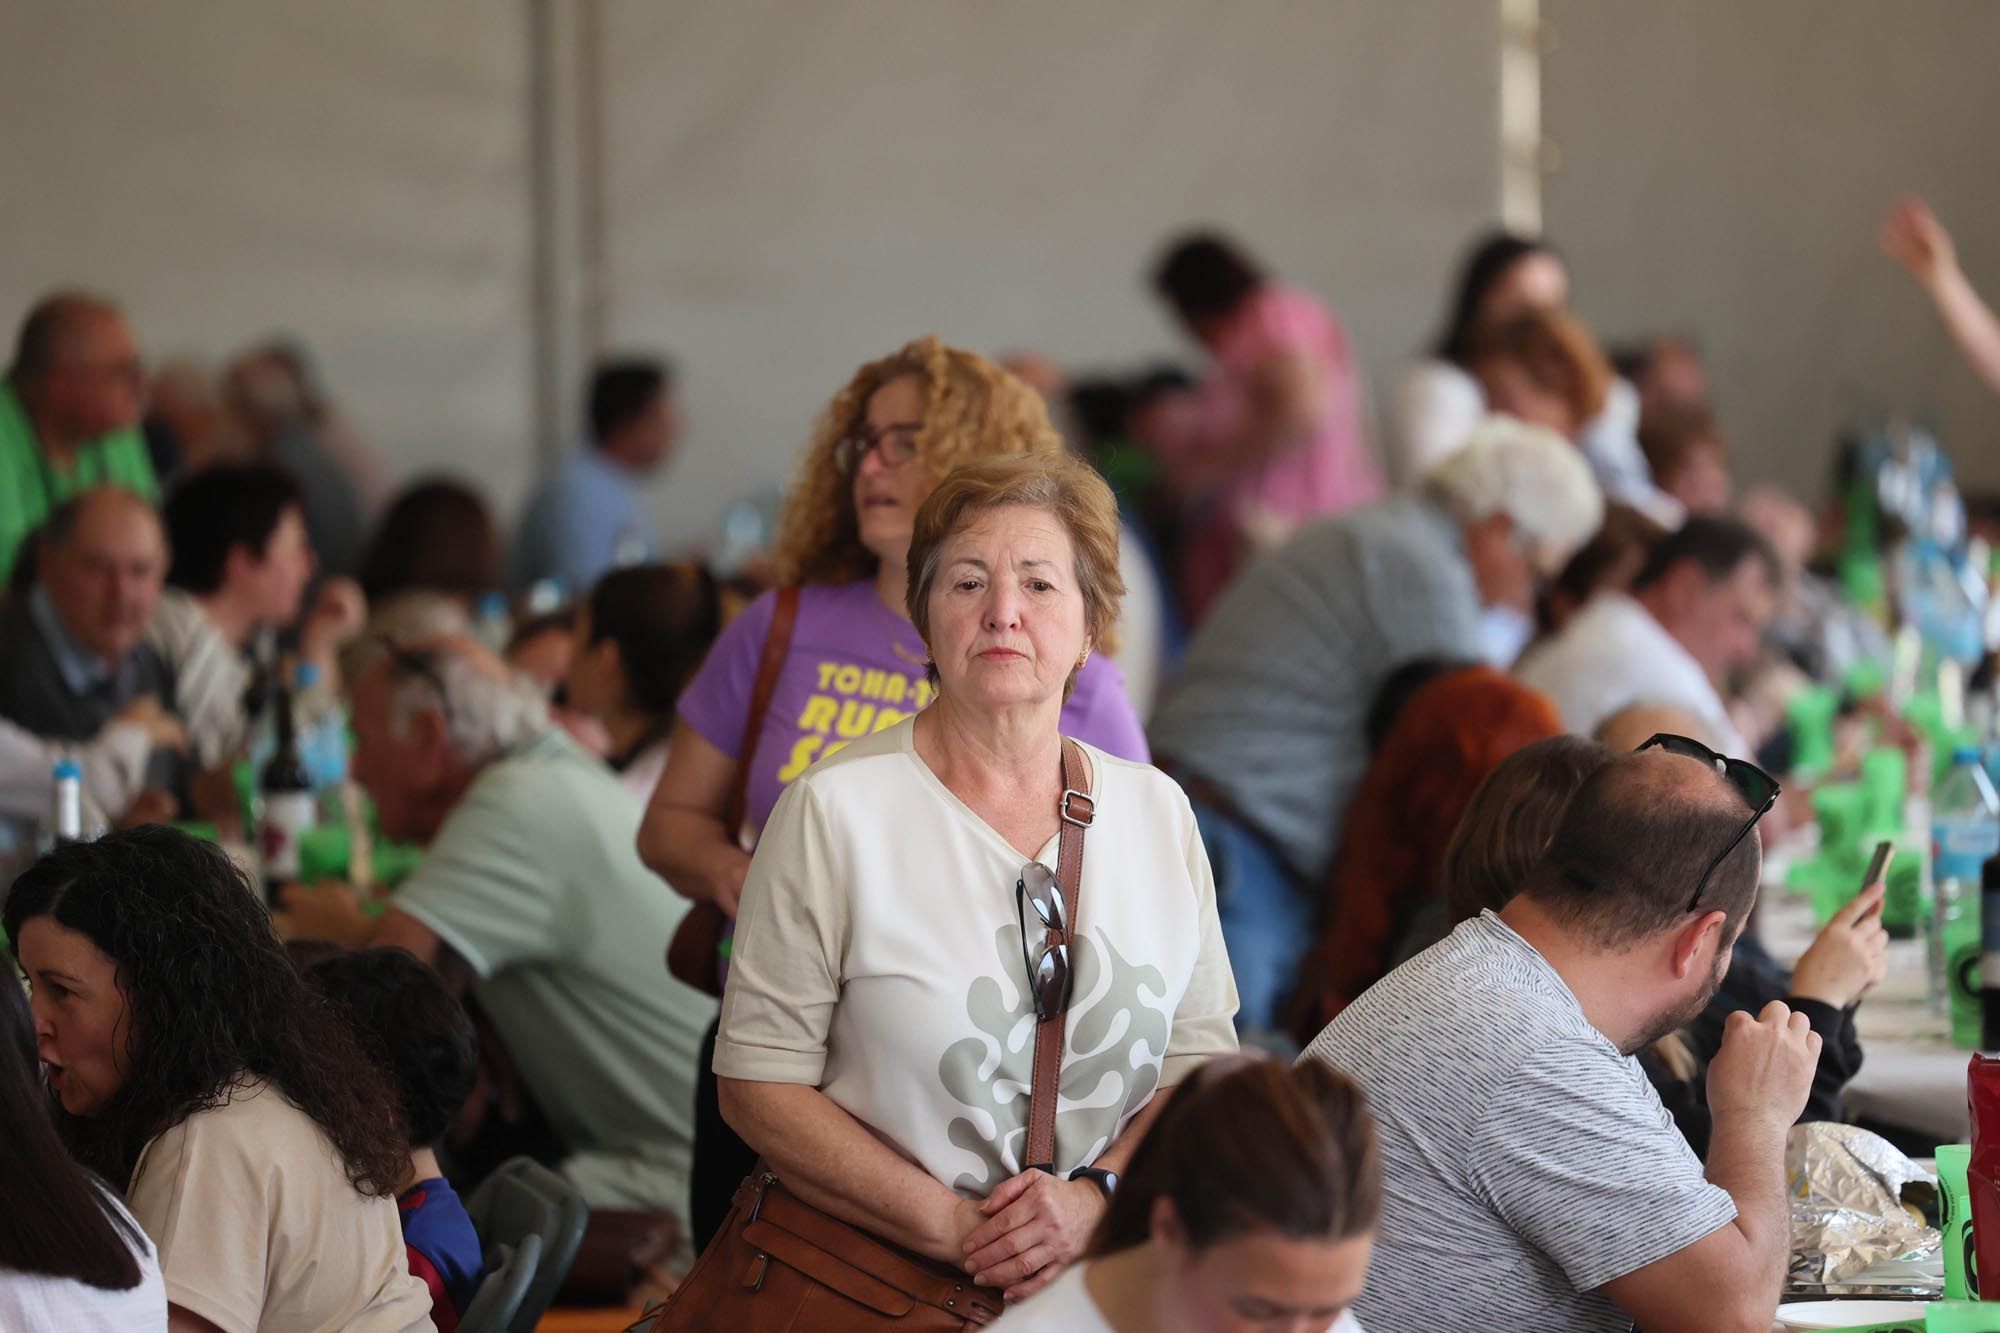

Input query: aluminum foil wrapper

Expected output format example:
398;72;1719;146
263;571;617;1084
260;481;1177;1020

1787;1121;1940;1286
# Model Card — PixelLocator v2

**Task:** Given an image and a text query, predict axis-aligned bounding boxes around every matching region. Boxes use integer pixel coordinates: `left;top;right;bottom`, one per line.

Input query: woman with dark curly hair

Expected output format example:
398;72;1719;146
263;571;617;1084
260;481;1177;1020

0;962;164;1327
5;825;435;1332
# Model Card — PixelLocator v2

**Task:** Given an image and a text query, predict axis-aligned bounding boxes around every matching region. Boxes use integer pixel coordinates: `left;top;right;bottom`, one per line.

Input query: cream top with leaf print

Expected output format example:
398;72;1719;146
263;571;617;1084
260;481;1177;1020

716;717;1239;1195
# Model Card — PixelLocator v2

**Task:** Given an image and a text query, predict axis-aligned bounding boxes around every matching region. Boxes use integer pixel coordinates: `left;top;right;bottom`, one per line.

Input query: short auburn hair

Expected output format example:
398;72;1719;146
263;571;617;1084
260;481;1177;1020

905;453;1124;694
1471;306;1613;430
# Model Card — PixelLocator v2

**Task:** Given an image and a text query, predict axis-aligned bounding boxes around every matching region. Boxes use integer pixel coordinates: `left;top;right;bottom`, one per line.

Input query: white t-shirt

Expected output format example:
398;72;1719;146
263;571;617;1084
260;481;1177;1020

145;587;255;770
994;1262;1364;1332
717;718;1239;1195
1516;591;1747;754
0;1189;166;1332
126;1078;434;1333
1391;360;1486;487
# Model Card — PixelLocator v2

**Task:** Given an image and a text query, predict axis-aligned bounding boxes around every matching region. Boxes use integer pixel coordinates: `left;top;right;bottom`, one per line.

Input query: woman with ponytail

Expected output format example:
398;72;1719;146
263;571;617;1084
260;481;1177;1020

994;1054;1381;1332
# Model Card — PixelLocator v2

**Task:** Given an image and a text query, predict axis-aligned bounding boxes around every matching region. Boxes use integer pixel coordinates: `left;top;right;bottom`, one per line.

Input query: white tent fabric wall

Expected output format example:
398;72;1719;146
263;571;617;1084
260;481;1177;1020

0;2;1505;545
0;2;537;512
1543;0;2000;499
595;0;1505;548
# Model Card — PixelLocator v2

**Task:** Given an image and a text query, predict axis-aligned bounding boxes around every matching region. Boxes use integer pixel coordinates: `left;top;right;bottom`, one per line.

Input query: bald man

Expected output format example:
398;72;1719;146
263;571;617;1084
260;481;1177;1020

0;488;182;792
0;291;160;582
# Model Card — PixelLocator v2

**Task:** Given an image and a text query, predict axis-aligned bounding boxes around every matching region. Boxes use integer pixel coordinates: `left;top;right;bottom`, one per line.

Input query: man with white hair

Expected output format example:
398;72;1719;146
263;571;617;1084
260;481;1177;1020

1150;416;1604;1035
278;634;715;1230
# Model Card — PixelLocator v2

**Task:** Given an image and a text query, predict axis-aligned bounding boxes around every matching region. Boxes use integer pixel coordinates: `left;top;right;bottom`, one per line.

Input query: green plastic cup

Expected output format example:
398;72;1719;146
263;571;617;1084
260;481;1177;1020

1839;551;1887;618
1928;1300;2000;1331
1861;748;1909;833
1882;827;1933;941
1789;684;1842;781
1815;784;1868;869
1938;1144;1974;1301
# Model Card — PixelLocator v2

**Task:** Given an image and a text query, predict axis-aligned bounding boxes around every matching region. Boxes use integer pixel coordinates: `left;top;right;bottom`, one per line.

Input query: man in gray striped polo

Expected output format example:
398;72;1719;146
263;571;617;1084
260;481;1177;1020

1302;745;1816;1333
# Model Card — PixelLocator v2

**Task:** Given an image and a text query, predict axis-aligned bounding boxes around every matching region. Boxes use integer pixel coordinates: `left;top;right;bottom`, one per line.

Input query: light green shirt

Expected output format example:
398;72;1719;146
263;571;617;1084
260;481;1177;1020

391;729;716;1220
0;381;159;584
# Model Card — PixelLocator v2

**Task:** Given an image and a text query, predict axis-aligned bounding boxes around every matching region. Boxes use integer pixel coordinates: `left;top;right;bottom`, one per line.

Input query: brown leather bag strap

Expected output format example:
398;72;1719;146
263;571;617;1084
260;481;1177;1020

1025;737;1092;1174
723;584;801;839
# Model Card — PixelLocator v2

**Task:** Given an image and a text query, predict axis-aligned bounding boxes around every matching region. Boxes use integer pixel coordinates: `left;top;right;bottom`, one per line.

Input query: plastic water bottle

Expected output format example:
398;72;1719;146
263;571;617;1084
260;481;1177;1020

525;578;568;616
292;662;349;796
1897;540;1986;669
39;758;107;854
43;759;83;850
1933;747;2000;1012
475;591;513;654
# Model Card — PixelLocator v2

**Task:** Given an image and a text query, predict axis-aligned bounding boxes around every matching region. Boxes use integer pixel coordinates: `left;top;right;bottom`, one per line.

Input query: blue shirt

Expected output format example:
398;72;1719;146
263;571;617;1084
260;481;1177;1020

30;585;132;697
508;448;656;594
398;1176;483;1321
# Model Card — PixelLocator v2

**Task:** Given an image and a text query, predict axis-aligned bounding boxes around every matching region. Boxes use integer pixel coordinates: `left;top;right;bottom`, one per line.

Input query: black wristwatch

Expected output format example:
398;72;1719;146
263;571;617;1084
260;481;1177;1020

1068;1165;1118;1198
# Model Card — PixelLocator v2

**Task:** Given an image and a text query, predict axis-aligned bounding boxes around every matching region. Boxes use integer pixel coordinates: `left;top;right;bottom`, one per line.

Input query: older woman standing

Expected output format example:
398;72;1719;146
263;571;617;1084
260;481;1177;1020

640;337;1150;1250
689;453;1236;1321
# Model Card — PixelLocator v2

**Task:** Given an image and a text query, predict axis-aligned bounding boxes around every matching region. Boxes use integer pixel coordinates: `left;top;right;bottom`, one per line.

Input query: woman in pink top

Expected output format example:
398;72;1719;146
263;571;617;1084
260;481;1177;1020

1150;234;1382;622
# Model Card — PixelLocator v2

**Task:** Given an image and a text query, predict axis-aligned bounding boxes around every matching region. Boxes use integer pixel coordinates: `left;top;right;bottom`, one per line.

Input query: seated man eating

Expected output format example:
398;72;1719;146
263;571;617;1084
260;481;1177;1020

1300;739;1817;1333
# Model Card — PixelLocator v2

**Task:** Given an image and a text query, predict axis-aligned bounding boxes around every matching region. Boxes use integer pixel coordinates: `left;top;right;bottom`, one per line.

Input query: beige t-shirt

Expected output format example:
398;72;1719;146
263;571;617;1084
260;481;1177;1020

127;1079;435;1333
716;719;1239;1196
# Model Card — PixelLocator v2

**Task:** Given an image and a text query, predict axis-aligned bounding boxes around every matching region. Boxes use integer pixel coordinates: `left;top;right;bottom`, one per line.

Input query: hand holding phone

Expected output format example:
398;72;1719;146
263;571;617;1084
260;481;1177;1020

1793;852;1893;1007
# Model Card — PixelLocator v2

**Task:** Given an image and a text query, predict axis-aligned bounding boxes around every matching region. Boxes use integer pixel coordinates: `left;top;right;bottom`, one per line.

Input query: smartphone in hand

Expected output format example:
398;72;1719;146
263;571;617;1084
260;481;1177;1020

1856;839;1894;920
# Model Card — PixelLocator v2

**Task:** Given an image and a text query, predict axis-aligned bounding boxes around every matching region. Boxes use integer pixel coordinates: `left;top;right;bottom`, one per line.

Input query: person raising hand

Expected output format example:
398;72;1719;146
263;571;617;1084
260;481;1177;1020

1882;196;2000;398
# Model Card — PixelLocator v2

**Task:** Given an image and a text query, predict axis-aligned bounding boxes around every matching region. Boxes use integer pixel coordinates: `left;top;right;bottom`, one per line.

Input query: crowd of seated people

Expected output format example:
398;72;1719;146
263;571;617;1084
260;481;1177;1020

2;189;1984;1332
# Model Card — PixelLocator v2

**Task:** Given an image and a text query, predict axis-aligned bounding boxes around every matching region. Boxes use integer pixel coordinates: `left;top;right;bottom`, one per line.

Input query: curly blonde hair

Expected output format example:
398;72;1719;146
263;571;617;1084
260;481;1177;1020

771;336;1063;585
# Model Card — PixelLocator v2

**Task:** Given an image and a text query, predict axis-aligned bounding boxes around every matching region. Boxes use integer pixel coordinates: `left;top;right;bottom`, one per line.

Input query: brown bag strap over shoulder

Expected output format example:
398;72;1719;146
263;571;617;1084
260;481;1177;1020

1024;738;1092;1174
664;585;802;997
725;583;802;838
650;736;1097;1332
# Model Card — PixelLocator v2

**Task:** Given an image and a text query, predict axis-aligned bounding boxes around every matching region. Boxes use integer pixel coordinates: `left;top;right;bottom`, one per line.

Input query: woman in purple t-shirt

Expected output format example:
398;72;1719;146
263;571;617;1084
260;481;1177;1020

637;335;1148;1250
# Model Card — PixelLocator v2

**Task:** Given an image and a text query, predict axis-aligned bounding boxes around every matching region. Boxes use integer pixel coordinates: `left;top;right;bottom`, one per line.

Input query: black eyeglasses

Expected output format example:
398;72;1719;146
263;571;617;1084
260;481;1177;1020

378;637;456;732
1636;733;1781;914
1015;861;1071;1023
833;421;923;474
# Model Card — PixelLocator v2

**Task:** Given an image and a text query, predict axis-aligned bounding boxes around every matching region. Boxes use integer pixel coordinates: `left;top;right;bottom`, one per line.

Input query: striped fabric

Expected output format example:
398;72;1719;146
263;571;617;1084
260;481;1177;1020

1299;912;1736;1333
1148;498;1484;881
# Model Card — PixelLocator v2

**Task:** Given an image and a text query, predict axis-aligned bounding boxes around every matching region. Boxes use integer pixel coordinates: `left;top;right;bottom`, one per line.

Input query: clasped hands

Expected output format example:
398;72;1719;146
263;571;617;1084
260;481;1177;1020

952;1168;1107;1302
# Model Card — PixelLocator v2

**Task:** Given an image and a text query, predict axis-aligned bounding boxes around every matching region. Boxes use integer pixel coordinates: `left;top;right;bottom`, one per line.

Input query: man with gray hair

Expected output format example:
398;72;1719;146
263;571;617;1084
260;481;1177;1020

1150;415;1603;1035
279;633;715;1232
0;488;181;791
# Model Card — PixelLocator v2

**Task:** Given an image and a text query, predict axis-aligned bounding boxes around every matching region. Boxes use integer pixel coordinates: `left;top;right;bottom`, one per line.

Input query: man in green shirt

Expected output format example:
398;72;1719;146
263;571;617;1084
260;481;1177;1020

0;292;160;584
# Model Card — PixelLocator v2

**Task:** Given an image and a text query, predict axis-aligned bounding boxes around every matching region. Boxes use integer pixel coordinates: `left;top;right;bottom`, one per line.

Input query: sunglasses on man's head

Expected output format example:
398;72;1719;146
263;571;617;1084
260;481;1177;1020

378;637;457;732
1635;733;1781;915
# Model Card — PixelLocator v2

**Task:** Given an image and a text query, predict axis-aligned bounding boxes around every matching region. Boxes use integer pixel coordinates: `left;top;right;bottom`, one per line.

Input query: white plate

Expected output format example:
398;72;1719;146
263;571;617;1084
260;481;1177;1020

1776;1300;1930;1330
